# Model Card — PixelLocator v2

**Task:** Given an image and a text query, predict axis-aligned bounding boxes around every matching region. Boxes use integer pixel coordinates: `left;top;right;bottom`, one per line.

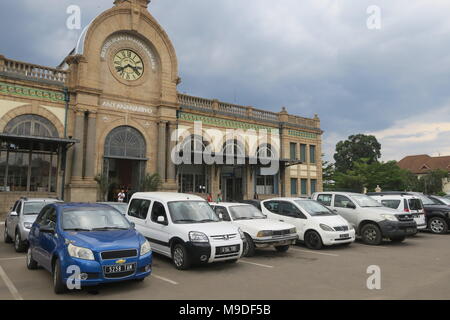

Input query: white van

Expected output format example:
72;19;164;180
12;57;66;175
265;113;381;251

126;193;244;270
260;198;355;250
367;193;427;230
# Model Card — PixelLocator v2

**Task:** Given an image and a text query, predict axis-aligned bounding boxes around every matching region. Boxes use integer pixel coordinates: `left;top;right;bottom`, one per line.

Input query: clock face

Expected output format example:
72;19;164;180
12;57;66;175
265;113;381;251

113;49;144;81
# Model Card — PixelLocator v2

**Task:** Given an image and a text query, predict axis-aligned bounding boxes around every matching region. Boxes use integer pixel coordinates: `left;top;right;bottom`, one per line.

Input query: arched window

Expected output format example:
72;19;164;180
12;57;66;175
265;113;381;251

4;114;59;138
256;143;275;158
222;139;246;156
181;135;210;153
104;126;146;159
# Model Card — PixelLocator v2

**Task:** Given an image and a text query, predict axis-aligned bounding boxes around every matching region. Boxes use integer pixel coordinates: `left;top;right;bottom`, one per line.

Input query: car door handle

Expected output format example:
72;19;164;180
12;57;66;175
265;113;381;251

279;220;284;222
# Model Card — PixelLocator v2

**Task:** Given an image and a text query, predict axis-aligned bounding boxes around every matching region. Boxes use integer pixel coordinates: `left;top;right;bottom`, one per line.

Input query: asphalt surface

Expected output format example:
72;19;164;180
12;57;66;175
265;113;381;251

0;223;449;300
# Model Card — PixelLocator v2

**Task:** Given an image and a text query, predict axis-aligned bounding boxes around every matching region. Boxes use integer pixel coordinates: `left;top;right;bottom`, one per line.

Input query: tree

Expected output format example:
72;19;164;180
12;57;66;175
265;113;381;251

94;173;116;201
141;173;162;192
334;159;412;193
418;169;449;195
322;161;336;191
334;134;381;173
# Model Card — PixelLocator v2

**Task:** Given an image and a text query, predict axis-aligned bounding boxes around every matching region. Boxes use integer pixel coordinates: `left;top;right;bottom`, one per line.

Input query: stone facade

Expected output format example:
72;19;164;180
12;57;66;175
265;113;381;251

0;0;323;218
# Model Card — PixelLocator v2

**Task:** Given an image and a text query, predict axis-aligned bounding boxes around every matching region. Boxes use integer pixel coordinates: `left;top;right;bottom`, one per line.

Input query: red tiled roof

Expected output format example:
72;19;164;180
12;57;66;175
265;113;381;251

398;154;450;174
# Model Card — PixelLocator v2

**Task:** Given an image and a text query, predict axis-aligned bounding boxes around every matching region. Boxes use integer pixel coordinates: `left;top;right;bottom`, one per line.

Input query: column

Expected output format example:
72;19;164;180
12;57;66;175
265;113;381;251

85;112;97;178
166;122;177;183
71;110;85;179
157;121;167;181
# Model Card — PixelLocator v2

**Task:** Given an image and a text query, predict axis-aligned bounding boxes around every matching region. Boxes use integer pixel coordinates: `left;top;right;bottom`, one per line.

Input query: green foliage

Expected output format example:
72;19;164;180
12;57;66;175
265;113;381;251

334;134;381;173
417;169;449;195
141;173;162;192
94;173;116;201
333;159;413;193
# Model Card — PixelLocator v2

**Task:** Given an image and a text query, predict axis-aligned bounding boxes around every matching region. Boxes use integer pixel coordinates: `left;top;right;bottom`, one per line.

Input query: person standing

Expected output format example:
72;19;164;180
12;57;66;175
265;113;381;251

216;192;222;203
207;193;213;202
117;189;126;203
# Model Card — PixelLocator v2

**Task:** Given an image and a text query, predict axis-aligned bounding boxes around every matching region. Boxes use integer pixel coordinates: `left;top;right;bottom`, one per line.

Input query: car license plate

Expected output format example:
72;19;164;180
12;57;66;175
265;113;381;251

406;228;416;234
340;234;349;239
219;246;238;254
104;263;135;274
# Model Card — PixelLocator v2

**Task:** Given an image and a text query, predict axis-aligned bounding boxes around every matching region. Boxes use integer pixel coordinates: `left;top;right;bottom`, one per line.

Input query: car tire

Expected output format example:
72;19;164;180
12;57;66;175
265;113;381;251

14;231;26;253
428;217;448;234
275;245;290;253
361;223;382;245
3;223;12;243
53;259;68;294
390;236;405;243
225;259;239;264
26;247;38;270
172;243;191;270
243;234;255;257
304;231;323;250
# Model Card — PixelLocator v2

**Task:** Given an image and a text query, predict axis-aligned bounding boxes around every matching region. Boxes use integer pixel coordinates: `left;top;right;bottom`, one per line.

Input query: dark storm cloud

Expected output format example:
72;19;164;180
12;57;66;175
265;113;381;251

1;0;450;161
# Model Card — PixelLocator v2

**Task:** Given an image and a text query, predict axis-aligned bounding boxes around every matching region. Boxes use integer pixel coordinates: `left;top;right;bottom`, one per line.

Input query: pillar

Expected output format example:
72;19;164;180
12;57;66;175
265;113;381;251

157;121;167;181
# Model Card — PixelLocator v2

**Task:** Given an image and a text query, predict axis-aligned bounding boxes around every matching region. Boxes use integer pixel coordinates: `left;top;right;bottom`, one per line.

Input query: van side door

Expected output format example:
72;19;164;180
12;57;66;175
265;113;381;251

147;201;171;256
126;198;151;237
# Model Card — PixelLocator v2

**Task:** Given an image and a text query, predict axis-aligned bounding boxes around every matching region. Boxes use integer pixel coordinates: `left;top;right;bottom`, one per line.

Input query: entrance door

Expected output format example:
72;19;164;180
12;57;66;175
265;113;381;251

105;158;145;201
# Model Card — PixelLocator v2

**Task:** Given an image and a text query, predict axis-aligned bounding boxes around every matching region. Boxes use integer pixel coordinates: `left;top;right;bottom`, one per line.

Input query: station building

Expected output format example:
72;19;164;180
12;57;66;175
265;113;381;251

0;0;323;215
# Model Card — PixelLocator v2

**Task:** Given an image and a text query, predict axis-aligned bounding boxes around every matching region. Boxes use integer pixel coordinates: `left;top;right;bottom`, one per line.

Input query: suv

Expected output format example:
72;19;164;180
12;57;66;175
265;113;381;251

312;192;417;245
369;192;450;234
4;197;62;252
126;193;244;270
367;193;427;231
260;198;355;250
211;203;298;256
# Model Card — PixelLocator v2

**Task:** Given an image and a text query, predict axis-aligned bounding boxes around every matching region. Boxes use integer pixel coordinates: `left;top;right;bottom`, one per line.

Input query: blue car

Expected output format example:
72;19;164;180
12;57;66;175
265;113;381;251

27;203;152;294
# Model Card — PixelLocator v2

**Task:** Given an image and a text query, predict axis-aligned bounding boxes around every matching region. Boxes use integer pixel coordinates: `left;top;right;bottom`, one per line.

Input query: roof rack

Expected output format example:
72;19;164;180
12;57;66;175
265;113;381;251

366;191;413;196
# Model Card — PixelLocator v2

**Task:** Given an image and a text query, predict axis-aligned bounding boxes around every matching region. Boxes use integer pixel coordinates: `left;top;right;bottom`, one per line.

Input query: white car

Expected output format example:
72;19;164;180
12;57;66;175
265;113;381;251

126;193;244;270
368;193;427;231
260;198;355;250
211;203;298;257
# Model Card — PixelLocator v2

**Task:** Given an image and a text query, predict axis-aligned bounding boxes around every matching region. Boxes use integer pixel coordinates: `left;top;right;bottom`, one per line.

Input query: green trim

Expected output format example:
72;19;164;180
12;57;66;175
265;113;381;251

288;129;318;140
179;112;279;133
0;82;65;102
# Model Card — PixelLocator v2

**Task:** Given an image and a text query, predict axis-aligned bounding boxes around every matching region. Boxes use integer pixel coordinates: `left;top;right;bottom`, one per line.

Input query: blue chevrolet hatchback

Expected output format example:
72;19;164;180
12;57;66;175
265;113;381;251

27;203;152;294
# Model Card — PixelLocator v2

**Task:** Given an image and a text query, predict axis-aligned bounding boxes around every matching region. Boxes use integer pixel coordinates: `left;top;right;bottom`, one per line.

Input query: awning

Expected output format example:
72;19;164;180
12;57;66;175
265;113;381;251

0;133;78;148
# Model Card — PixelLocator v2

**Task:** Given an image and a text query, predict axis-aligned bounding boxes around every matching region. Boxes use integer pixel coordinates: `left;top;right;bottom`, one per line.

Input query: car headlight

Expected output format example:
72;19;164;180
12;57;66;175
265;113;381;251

67;243;94;261
348;224;354;230
238;228;245;240
256;230;273;237
289;227;297;234
320;224;334;232
140;240;152;256
189;231;209;243
23;222;33;230
381;214;398;222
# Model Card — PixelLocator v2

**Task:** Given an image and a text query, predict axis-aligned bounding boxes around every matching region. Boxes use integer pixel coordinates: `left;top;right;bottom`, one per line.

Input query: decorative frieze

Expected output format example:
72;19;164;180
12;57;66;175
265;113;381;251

0;81;65;102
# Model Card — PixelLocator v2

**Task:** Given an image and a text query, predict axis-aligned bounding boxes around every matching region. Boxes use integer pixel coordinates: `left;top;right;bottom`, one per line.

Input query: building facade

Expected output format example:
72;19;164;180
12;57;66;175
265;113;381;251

0;0;323;215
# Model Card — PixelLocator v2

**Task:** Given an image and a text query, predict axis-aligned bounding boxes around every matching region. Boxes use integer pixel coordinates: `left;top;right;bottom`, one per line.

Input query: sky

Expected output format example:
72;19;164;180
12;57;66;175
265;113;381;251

1;0;450;162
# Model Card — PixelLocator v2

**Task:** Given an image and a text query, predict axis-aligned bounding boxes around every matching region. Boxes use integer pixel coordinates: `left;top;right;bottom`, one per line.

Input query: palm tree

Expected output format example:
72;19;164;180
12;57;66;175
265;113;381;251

141;173;162;192
94;173;114;201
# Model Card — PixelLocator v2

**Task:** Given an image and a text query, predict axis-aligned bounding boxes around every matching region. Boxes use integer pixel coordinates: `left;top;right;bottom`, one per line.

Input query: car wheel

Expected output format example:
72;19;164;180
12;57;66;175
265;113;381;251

172;244;191;270
243;234;255;257
26;247;38;270
53;259;68;294
14;231;26;253
304;231;323;250
361;223;382;245
3;223;12;243
390;236;405;243
428;217;448;234
275;245;290;253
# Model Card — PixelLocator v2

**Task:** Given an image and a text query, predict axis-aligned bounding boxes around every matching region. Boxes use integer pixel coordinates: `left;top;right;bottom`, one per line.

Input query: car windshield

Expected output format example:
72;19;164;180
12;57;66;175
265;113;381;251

295;200;336;216
104;203;128;214
62;207;131;231
168;201;220;224
23;202;52;215
418;195;441;205
229;205;266;220
350;195;383;207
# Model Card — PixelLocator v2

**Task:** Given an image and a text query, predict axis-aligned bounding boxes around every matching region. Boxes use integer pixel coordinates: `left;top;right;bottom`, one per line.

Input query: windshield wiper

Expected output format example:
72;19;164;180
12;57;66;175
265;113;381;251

64;228;91;232
199;219;217;223
233;217;252;220
92;227;128;231
174;219;197;223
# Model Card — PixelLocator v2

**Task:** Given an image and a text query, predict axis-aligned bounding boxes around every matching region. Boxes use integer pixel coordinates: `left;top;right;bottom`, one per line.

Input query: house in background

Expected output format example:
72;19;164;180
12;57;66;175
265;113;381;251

398;154;450;194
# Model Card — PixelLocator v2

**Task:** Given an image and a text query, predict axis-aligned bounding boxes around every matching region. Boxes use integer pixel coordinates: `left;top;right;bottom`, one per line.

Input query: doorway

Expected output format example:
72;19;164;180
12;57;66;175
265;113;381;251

221;166;244;202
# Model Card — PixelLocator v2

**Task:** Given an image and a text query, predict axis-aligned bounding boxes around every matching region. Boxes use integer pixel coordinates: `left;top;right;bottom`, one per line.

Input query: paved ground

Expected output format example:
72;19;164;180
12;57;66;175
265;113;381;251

0;222;449;300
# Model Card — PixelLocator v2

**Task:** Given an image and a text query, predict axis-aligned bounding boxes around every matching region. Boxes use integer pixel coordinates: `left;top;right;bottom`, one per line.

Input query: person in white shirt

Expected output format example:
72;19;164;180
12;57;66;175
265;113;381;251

117;190;126;203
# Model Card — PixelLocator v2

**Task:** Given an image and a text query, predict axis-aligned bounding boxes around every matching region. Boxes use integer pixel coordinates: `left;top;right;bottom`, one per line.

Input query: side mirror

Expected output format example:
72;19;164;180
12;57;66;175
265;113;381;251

157;216;166;224
218;213;224;220
130;222;136;229
40;225;55;234
346;203;356;209
10;211;18;217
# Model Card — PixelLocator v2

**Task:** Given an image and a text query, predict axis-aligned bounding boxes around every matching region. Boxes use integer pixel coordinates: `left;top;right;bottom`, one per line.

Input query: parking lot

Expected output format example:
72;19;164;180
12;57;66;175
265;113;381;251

0;222;449;300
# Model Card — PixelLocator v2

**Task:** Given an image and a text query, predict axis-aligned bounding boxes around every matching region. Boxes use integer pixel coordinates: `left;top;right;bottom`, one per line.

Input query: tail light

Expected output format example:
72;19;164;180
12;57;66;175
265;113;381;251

404;208;410;213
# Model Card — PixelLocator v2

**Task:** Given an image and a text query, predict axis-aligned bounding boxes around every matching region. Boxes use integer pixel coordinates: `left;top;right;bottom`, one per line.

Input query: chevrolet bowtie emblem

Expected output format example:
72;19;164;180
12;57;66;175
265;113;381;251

116;259;126;264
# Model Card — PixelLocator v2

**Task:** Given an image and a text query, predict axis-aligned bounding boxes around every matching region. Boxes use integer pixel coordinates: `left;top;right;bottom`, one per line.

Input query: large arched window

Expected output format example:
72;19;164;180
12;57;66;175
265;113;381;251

4;114;59;138
104;126;146;159
222;139;246;156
